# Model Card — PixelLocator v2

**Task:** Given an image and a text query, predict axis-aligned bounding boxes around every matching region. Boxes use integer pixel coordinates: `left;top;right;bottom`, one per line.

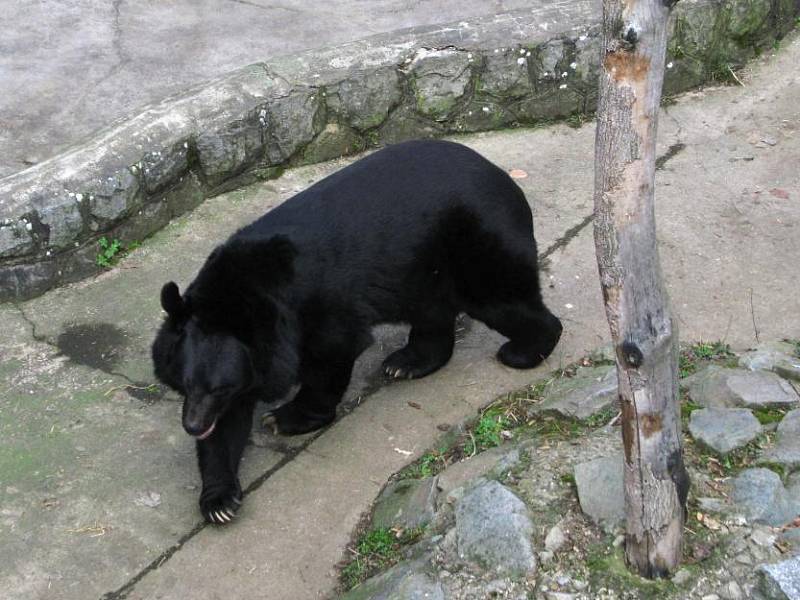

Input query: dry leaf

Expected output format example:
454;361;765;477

508;169;528;179
407;401;422;410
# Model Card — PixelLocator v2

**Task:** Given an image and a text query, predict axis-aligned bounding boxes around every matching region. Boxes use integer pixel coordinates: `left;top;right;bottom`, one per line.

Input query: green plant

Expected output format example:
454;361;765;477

96;237;122;268
464;414;507;455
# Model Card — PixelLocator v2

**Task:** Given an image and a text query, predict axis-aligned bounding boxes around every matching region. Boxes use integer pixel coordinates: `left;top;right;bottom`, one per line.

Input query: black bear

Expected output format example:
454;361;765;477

152;139;562;524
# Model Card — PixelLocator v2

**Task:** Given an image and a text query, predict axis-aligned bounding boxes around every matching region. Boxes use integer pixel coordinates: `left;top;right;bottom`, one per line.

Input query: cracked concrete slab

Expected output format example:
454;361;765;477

0;0;536;179
1;33;799;600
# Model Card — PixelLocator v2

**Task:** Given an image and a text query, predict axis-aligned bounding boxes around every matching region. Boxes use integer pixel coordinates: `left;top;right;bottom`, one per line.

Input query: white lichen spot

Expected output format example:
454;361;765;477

579;35;588;42
520;49;526;55
517;57;526;66
183;142;189;148
493;48;499;53
467;53;473;59
468;111;473;116
539;22;549;31
482;106;490;113
565;303;574;309
459;21;470;28
562;72;568;78
559;84;568;89
570;62;578;70
131;165;138;173
526;51;531;57
25;223;32;231
667;62;674;69
46;250;51;257
75;193;83;202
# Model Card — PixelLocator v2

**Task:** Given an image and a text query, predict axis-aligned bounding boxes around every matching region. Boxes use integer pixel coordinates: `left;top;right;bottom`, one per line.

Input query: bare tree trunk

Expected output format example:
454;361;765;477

593;0;689;577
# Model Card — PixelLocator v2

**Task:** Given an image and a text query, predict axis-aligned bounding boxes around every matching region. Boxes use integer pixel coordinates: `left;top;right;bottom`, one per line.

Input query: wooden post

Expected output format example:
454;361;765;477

593;0;689;577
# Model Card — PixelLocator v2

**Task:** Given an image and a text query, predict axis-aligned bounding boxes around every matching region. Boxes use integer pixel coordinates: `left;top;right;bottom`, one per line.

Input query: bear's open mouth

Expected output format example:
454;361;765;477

196;419;217;440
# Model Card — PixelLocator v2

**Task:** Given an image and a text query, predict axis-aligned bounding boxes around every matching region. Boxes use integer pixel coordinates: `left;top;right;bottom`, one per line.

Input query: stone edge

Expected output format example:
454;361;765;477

0;0;797;302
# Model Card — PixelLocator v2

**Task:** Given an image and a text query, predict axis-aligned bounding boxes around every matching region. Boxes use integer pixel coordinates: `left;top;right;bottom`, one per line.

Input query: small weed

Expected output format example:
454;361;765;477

398;449;447;480
681;397;703;421
784;338;800;358
566;112;590;129
679;341;735;378
340;527;424;590
96;237;122;267
463;414;507;455
96;236;139;268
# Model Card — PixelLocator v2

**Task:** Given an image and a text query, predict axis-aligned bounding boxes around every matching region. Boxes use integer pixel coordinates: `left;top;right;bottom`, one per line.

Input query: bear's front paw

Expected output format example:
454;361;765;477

199;483;242;525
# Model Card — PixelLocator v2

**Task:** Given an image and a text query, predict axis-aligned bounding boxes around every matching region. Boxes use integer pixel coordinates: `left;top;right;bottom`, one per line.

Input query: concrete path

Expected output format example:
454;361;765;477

0;0;533;179
1;33;799;600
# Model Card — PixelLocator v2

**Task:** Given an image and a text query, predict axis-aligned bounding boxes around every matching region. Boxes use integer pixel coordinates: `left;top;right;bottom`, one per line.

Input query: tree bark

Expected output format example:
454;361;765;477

593;0;689;577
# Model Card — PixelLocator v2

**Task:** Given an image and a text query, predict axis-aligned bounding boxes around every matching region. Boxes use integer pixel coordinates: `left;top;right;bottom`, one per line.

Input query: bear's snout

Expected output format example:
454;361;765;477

182;396;218;439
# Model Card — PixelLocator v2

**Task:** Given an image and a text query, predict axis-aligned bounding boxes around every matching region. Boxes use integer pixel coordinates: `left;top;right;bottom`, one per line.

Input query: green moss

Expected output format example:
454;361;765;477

340;527;424;590
752;406;789;425
585;541;678;594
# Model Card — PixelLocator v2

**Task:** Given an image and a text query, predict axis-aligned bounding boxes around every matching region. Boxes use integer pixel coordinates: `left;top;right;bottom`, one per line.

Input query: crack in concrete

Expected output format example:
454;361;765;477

226;0;301;13
540;142;691;260
540;212;594;260
12;303;56;348
655;142;686;170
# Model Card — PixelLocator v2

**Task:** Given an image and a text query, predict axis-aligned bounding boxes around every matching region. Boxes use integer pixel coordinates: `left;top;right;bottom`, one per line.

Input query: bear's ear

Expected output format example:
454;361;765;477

160;281;188;318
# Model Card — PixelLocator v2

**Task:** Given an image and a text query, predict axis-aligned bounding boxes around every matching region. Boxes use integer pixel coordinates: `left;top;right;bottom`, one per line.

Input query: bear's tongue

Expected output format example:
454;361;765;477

196;419;217;440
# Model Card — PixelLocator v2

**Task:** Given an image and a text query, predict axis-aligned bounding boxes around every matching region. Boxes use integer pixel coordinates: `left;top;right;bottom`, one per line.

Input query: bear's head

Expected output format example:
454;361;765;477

151;236;299;440
152;281;257;439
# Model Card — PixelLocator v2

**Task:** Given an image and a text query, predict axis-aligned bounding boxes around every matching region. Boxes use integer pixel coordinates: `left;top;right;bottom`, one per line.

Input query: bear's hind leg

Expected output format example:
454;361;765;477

274;354;356;435
383;312;456;379
471;301;562;369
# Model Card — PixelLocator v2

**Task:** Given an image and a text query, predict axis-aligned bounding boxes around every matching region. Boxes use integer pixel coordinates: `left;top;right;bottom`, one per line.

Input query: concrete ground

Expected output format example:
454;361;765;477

0;0;533;179
1;33;799;600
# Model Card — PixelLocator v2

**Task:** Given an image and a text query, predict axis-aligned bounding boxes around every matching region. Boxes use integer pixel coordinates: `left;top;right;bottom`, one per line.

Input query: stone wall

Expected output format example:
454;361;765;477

0;0;796;302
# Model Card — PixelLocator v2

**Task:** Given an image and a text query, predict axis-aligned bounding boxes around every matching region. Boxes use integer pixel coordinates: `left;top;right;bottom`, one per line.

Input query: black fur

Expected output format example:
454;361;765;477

151;139;562;524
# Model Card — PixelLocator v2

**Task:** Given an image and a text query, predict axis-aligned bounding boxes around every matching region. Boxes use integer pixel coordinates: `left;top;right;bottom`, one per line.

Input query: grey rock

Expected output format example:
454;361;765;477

481;49;532;99
435;446;520;500
372;477;439;530
687;366;799;410
740;341;800;382
731;468;799;526
0;221;34;259
454;480;536;577
672;568;692;586
89;168;142;222
266;89;322;163
758;556;800;600
140;140;189;194
538;39;564;75
788;472;800;499
196;112;266;186
328;67;402;131
761;409;800;470
302;123;363;164
688;408;762;454
408;49;472;121
544;523;568;553
38;198;84;249
530;365;618;421
751;528;778;548
341;559;444;600
574;455;624;528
